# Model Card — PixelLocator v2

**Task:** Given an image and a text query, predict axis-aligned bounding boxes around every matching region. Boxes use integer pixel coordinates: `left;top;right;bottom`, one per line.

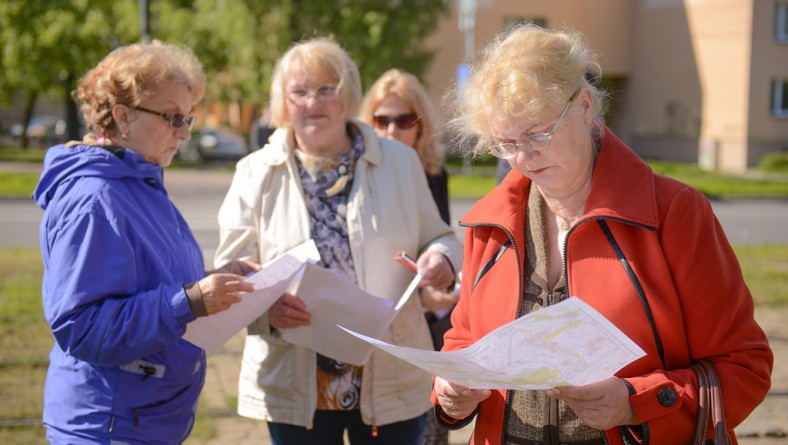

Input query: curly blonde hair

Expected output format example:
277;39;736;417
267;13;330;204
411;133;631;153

74;40;206;139
269;37;362;129
360;69;445;175
449;24;607;157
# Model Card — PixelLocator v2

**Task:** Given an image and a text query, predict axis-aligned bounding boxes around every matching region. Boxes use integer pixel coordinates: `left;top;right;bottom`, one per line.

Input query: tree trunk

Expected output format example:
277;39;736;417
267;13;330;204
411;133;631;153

20;90;37;149
65;72;81;141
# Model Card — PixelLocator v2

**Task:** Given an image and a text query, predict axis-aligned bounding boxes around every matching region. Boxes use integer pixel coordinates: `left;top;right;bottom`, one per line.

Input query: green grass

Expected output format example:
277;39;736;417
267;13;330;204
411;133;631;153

0;172;39;198
448;174;497;198
733;245;788;307
0;243;784;443
2;143;786;200
649;161;788;199
0;147;47;163
0;247;49;443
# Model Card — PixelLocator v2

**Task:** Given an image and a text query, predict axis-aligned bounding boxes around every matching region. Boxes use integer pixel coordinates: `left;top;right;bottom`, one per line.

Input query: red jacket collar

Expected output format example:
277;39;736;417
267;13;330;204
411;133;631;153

460;129;659;232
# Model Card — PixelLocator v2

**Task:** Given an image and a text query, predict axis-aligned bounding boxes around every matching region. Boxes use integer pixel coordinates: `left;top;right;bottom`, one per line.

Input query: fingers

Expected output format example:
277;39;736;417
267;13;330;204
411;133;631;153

416;252;454;290
228;260;262;275
268;294;311;329
434;377;491;419
199;273;254;315
546;378;635;430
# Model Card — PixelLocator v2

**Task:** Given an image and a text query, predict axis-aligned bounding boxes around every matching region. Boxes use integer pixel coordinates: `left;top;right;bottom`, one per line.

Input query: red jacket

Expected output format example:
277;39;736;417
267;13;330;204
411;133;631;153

435;130;772;444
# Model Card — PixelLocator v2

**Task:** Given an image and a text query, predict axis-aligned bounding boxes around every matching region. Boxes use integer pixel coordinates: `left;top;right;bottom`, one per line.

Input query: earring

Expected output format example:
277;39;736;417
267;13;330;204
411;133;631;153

122;132;128;140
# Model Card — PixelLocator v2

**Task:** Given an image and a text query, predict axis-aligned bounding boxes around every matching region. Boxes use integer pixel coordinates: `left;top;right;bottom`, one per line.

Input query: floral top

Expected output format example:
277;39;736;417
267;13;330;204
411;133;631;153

293;124;365;410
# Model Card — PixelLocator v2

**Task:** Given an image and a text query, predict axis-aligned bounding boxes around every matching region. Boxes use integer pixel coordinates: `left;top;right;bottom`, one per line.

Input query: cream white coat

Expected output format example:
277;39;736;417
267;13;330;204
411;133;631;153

214;120;462;429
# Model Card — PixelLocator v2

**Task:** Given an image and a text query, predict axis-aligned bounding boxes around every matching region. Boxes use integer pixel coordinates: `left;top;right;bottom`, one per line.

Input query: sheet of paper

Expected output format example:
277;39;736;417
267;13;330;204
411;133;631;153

340;298;646;390
183;240;321;352
262;239;321;267
281;263;408;366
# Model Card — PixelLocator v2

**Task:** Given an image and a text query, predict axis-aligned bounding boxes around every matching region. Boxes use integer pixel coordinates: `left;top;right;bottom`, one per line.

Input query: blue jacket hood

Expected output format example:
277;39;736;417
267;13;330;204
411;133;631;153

34;143;163;210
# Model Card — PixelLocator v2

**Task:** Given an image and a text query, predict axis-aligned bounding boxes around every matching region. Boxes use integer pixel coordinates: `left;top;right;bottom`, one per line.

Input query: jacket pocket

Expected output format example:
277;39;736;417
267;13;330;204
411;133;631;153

471;239;512;291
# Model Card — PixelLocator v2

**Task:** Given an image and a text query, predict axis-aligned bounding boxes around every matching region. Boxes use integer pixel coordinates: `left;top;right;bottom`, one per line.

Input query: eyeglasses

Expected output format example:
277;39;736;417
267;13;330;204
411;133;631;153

488;88;581;159
286;84;338;106
372;113;420;130
134;106;196;131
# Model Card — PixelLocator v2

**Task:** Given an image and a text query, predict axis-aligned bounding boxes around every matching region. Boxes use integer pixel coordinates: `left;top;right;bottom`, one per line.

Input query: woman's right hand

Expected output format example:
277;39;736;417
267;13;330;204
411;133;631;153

434;376;491;419
268;293;311;329
196;273;254;315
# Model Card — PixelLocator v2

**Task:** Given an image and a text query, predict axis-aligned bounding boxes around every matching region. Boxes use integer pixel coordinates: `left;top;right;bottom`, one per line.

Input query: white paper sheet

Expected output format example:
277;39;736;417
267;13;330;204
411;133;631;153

281;267;422;365
183;239;419;362
183;241;320;352
340;298;646;390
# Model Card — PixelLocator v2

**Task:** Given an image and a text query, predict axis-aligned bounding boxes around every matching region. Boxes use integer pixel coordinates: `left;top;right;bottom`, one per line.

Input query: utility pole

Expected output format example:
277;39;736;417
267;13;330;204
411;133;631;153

459;0;477;66
458;0;477;173
139;0;151;43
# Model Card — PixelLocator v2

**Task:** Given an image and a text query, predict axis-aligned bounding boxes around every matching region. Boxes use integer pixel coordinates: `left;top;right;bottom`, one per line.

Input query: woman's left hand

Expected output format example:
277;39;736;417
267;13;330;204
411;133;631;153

415;251;455;291
546;377;637;430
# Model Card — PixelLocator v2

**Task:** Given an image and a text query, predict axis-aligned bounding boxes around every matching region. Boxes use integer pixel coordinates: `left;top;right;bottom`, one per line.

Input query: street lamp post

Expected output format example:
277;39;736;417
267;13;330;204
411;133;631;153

458;0;477;173
139;0;151;43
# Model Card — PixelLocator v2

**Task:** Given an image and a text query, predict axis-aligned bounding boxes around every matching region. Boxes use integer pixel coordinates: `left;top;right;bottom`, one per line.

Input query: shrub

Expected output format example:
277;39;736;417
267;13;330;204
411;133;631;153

758;151;788;173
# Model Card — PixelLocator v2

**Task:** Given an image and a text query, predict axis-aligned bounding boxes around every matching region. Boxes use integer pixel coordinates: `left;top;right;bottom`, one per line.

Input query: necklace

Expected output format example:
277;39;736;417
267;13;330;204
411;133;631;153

552;200;585;231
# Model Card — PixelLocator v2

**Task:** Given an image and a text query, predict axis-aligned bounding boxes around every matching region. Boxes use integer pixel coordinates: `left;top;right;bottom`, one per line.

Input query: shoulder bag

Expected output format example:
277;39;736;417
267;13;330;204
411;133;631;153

692;360;733;445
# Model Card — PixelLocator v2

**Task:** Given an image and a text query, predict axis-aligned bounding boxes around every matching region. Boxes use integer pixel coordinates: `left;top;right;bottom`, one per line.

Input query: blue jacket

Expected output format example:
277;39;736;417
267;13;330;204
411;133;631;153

34;143;206;444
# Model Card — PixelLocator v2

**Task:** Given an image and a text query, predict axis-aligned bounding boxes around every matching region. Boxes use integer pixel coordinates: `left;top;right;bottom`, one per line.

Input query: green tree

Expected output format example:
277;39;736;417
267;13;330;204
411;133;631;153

0;0;139;146
1;0;449;143
159;0;450;106
258;0;450;94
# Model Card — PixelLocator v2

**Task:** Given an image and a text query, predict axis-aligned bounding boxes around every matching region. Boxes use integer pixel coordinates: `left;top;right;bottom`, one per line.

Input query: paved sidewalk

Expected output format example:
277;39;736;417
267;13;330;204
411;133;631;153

186;308;787;445
187;329;475;445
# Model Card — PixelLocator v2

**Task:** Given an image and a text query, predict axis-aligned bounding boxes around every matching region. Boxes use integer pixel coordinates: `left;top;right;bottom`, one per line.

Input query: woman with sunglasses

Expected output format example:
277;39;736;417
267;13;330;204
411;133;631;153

33;41;259;444
432;24;772;444
360;68;459;445
214;38;462;445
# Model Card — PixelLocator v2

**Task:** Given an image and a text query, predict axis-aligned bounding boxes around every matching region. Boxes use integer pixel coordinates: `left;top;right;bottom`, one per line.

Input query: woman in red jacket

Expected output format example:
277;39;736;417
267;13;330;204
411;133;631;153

432;24;773;444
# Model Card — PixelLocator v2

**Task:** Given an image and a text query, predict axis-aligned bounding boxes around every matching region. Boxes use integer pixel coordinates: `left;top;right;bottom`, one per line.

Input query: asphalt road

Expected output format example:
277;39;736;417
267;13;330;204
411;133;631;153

4;167;787;254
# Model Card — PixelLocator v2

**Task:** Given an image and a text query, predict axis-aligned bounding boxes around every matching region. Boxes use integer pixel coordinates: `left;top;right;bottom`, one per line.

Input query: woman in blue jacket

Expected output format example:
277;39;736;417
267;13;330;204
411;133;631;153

33;41;258;444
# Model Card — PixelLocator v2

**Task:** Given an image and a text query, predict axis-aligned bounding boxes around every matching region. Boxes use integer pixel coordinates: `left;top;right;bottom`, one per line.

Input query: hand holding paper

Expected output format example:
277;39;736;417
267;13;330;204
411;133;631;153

182;240;321;352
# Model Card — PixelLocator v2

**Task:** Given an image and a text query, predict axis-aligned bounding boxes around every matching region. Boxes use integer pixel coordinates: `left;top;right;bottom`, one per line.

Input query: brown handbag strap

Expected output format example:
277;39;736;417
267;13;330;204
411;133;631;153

692;360;732;445
692;362;711;444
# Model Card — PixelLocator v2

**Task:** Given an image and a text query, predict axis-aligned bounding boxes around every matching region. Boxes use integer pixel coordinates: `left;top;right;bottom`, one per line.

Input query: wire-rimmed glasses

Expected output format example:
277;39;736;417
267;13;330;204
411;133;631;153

286;84;338;106
488;88;581;159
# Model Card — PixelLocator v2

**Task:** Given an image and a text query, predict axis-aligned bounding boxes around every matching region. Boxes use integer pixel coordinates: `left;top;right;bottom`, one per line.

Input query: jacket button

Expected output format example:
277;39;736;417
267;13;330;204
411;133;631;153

657;387;677;407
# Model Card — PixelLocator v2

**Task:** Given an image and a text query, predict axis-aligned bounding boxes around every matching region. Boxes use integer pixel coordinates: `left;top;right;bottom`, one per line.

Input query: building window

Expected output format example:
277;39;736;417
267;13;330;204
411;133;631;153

504;16;546;31
777;2;788;42
773;79;788;117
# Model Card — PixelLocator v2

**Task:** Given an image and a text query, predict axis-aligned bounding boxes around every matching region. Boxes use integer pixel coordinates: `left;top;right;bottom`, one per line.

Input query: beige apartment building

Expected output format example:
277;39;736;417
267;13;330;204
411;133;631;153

425;0;788;172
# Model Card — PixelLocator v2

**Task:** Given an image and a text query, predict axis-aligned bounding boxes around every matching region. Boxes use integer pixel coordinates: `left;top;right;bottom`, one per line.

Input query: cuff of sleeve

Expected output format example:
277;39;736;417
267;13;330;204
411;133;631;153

433;404;477;430
184;281;208;318
441;254;457;293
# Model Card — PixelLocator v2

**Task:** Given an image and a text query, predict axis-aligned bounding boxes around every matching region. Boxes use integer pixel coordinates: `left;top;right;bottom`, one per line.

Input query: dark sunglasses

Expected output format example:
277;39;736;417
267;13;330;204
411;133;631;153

372;113;420;130
134;106;197;131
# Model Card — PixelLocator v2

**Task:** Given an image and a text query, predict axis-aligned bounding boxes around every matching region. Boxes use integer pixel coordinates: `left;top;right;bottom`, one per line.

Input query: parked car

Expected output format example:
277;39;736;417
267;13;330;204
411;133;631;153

179;127;250;162
9;116;67;146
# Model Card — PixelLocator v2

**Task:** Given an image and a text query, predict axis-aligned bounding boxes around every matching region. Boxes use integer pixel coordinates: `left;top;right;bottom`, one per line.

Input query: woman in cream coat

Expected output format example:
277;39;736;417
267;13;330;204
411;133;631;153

214;37;462;445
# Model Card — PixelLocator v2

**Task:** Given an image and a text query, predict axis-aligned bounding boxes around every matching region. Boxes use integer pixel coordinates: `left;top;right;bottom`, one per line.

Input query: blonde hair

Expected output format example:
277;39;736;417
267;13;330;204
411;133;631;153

269;37;362;128
450;24;606;157
74;40;206;139
360;69;445;175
